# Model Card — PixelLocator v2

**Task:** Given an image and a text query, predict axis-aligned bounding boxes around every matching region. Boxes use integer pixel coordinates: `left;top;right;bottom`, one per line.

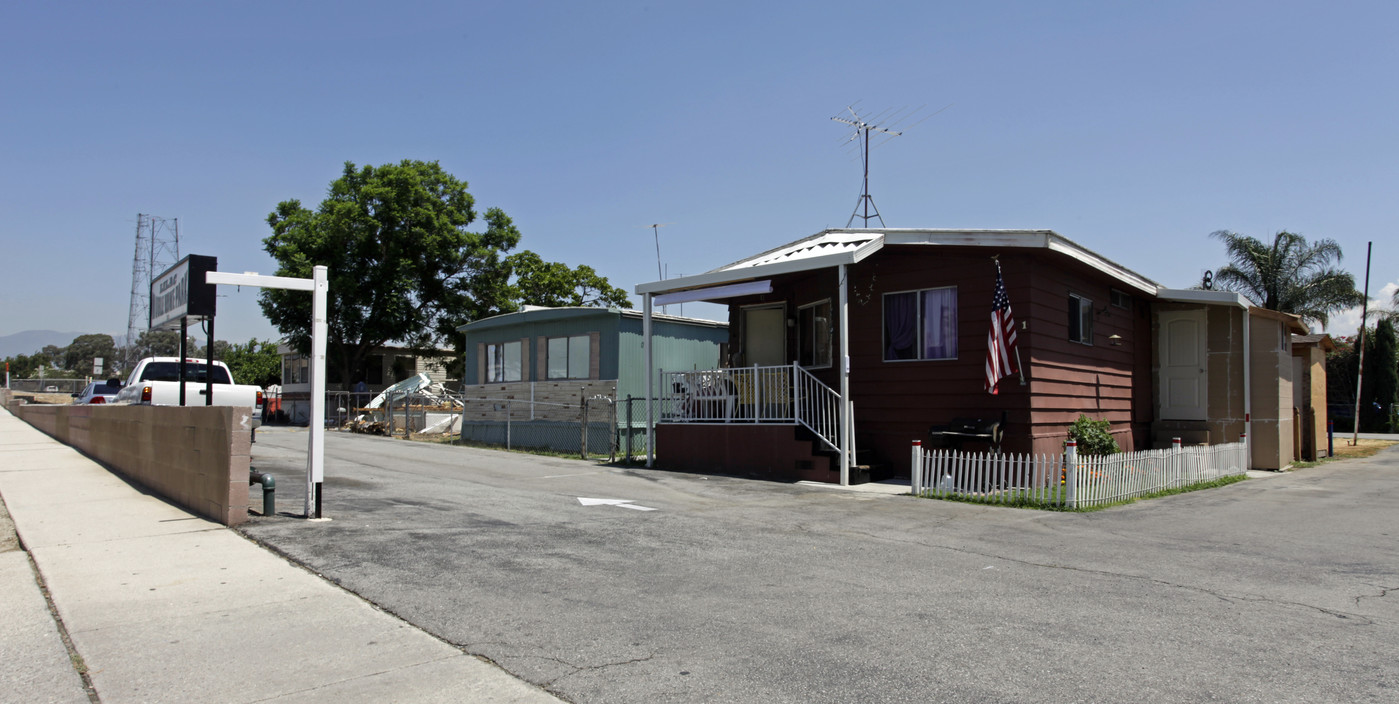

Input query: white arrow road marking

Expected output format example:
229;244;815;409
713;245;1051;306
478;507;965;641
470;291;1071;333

577;497;658;511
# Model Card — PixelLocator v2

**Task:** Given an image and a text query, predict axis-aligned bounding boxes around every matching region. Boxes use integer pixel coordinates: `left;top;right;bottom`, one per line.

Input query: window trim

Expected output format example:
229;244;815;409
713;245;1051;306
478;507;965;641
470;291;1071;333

486;340;523;383
1110;288;1130;309
882;285;959;363
546;334;591;380
1068;293;1094;345
797;298;834;369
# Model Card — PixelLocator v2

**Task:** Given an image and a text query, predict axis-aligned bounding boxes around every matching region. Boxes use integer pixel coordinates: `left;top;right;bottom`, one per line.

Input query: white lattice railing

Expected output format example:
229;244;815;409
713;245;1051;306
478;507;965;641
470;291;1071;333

912;435;1250;508
660;363;852;461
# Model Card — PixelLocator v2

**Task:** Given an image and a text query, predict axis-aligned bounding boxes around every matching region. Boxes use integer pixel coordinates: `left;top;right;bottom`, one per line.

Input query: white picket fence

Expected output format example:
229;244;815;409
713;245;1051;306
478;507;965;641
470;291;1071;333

912;436;1250;508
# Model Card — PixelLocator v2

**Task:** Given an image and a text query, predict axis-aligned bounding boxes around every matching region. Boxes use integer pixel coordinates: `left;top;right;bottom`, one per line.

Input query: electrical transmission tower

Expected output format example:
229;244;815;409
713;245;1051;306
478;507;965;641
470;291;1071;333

832;104;944;228
125;214;180;370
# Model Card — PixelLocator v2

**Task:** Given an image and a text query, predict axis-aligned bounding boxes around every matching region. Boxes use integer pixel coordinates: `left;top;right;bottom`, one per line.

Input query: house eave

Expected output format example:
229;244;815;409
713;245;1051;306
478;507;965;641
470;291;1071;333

1155;288;1251;308
636;227;1162;300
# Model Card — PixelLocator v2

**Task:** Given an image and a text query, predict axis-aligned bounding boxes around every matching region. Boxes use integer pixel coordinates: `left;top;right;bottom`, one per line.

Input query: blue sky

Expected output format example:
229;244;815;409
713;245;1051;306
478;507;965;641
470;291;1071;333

3;0;1395;347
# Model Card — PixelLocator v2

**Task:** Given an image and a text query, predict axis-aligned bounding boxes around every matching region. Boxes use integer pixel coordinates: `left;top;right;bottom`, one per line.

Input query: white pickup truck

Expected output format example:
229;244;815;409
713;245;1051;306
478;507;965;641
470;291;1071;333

115;357;264;427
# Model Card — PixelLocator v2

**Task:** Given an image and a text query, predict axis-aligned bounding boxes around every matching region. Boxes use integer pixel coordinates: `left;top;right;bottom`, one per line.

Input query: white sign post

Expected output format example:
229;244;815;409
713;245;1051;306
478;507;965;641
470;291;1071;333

206;266;329;519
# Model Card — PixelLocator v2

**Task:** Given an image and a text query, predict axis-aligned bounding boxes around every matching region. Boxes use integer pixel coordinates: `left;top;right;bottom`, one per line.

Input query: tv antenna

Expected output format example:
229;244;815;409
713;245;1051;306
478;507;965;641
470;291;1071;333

646;223;673;281
831;103;948;227
645;222;674;314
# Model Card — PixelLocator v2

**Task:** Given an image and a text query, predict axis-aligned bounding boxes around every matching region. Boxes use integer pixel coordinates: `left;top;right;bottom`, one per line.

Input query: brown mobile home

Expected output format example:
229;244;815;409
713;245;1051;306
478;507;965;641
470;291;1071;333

635;229;1160;483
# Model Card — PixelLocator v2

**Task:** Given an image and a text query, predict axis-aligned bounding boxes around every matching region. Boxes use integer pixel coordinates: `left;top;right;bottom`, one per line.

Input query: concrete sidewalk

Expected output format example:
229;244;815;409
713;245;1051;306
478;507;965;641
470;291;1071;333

0;409;564;704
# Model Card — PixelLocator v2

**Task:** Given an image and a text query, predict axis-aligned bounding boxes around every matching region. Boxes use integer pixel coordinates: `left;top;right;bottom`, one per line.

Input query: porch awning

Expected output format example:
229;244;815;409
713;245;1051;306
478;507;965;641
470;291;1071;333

634;231;884;300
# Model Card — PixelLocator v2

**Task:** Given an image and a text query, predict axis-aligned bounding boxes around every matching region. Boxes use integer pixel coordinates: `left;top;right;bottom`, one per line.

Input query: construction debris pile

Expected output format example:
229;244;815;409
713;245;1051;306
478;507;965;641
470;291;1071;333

343;374;465;436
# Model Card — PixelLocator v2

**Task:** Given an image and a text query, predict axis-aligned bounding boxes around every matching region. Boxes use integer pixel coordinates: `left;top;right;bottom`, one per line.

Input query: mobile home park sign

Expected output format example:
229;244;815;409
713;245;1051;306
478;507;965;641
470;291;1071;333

149;254;218;330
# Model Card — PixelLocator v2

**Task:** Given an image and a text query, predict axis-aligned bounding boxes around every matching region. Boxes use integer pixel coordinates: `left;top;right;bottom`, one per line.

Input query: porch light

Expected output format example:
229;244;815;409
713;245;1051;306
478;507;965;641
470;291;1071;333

1108;334;1123;346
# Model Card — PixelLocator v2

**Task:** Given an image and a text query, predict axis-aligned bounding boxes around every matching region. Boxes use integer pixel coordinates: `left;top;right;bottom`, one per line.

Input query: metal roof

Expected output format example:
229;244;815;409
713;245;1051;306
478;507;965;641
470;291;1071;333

707;231;883;272
456;306;725;333
635;228;1162;299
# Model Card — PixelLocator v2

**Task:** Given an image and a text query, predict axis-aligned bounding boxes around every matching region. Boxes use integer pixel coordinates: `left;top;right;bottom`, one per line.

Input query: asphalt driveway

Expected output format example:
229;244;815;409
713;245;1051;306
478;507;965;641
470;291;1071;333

242;428;1399;703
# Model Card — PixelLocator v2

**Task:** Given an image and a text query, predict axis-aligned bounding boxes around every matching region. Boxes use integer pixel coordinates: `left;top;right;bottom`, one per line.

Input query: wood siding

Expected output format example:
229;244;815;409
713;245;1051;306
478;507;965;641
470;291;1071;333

720;246;1151;474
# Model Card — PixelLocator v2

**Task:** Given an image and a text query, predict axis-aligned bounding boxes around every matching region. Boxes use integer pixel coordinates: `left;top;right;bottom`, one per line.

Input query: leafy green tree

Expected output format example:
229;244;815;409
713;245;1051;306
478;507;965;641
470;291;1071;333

63;334;116;375
1362;319;1398;432
1210;230;1364;329
508;251;631;309
220;339;282;388
39;344;65;369
260;159;630;385
130;330;197;358
3;353;43;379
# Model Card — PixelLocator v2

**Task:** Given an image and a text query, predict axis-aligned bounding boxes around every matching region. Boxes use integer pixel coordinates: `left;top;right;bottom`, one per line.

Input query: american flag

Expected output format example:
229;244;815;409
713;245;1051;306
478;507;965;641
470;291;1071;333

985;261;1020;394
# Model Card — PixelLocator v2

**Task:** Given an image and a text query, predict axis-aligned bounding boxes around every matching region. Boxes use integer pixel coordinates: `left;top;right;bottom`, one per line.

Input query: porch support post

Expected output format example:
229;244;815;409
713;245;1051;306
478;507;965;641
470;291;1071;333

838;263;851;486
644;292;655;468
1242;306;1251;471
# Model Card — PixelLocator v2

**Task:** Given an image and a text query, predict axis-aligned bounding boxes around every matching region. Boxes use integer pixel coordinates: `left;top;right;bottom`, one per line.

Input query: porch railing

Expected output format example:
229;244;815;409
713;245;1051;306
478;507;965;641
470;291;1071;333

660;363;851;459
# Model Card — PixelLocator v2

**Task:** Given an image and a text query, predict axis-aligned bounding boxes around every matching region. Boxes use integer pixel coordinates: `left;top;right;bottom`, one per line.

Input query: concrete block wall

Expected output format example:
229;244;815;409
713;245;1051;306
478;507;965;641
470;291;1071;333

9;403;252;526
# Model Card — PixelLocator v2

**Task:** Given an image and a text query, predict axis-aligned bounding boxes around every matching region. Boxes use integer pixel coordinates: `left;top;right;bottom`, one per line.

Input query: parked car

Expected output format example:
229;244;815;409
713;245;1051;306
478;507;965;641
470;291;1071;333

72;379;124;404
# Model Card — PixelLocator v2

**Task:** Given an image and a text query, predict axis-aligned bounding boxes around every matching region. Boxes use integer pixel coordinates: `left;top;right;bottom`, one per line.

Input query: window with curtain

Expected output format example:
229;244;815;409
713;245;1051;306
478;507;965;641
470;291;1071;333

547;335;590;379
486;341;522;382
798;300;833;367
883;287;958;361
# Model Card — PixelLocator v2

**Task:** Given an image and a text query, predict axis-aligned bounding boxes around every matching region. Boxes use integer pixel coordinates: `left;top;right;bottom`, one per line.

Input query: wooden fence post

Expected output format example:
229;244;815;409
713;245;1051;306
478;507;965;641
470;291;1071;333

910;440;923;495
1065;440;1078;509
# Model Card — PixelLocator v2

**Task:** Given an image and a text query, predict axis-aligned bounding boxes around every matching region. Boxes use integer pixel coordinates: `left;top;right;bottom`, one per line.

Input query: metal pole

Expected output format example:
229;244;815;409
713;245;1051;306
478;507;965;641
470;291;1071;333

308;265;328;518
204;316;214;406
644;293;655;467
179;317;188;407
1351;241;1372;445
838;263;851;485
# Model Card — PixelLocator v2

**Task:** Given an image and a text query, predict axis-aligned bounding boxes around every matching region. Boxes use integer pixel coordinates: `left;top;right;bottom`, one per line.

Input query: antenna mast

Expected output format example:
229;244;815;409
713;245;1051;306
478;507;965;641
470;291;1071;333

646;222;674;314
832;107;902;228
831;103;945;228
125;214;180;371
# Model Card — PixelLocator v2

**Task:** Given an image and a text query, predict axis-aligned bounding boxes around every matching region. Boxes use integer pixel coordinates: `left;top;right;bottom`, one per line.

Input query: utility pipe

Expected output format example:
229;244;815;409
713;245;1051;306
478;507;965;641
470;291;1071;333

249;469;275;517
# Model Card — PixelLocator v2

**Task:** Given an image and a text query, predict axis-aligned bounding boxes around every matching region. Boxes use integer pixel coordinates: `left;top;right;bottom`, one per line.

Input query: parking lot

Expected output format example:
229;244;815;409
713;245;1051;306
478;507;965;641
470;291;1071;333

243;428;1399;703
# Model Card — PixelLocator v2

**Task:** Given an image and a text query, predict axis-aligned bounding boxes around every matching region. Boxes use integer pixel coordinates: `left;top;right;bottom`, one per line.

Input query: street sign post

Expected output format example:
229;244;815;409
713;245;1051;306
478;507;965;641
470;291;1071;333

206;266;328;519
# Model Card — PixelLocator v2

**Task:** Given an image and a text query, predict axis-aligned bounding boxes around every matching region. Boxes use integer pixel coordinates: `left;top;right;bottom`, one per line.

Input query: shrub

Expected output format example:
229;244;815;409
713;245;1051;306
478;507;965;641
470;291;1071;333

1067;415;1120;456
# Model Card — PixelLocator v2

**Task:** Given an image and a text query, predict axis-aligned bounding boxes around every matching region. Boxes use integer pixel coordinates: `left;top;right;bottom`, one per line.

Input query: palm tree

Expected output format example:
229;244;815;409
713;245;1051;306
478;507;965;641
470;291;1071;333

1210;230;1364;329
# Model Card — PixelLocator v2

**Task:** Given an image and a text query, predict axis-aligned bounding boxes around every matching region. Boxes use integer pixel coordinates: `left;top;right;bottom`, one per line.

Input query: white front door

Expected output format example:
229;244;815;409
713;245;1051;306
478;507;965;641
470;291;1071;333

1159;310;1208;420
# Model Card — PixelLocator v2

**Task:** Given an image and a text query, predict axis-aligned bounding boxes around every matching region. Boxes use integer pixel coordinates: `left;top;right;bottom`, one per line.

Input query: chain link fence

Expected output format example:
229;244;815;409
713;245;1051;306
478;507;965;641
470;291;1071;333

271;387;675;463
6;378;89;394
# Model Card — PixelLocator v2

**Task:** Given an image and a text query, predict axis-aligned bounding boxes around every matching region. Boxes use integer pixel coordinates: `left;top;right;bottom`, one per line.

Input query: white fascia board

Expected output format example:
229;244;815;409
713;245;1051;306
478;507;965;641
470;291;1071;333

881;229;1159;296
634;242;884;296
1043;235;1159;296
653;280;772;306
1155;288;1251;308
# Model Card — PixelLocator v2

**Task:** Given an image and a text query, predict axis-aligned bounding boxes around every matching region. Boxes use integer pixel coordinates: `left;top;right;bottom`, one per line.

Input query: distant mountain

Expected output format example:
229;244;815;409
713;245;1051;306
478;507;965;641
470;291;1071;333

0;330;85;358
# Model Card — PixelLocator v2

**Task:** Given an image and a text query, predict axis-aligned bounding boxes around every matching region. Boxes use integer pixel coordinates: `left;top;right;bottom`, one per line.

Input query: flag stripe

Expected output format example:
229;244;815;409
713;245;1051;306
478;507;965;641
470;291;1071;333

986;262;1020;394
